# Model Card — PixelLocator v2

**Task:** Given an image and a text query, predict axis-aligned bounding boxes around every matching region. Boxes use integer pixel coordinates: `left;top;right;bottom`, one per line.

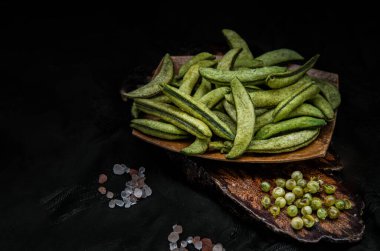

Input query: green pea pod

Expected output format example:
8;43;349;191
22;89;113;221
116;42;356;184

130;119;189;140
177;52;215;79
193;78;212;100
255;108;269;116
213;100;225;112
222;29;254;68
246;129;320;153
213;110;237;134
162;85;234;140
199;66;287;86
181;138;210;155
217;48;243;70
197;60;218;68
134;99;212;139
256;49;304;66
131;102;140;118
226;78;255;159
255;116;326;140
255;109;275;133
150;95;171;103
123;54;174;99
199;87;231;109
179;64;201;95
223;100;237;122
309;77;341;109
171;78;182;87
208;141;226;151
272;82;320;122
309;94;335;120
266;54;320;89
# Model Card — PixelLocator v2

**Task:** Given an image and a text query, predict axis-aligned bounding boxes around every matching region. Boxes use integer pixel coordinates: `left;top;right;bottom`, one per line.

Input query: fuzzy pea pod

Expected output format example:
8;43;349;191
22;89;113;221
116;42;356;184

310;77;341;109
130;119;189;140
255;116;326;140
208;141;226;151
181;138;210;155
266;54;320;89
177;52;215;79
193;78;212;100
223;100;237;122
226;78;255;159
309;94;335;120
222;29;255;68
178;64;201;95
134;99;212;139
272;82;320;122
162;84;235;140
150;95;171;103
256;49;304;66
213;110;237;134
217;48;242;70
122;54;173;99
199;87;231;109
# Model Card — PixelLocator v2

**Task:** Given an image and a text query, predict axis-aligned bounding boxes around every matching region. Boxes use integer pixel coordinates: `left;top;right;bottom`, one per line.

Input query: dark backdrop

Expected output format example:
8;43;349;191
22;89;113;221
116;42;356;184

1;5;380;251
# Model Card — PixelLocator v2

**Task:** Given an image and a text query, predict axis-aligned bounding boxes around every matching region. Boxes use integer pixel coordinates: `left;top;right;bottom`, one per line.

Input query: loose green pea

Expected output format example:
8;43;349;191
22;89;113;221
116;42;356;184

269;205;281;217
306;180;320;194
275;197;287;208
284;192;296;205
291;217;304;230
272;187;285;199
261;181;271;192
286;179;297;190
310;197;323;210
275;178;286;188
301;206;312;216
261;195;271;209
344;199;352;209
292;186;304;198
328;206;340;219
303;193;313;201
298;198;310;208
317;208;328;220
323;184;336;194
335;199;346;210
302;215;315;228
287;205;298;217
324;195;336;207
297;178;307;188
291;170;303;181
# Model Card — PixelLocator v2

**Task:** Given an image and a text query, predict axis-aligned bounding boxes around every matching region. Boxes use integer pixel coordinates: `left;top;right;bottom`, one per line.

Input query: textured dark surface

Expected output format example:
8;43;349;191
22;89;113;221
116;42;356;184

1;6;380;251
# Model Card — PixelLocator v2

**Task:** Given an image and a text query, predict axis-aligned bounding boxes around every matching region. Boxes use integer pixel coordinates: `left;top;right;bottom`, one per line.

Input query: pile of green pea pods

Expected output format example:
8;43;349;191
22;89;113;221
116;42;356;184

260;170;352;231
121;29;341;159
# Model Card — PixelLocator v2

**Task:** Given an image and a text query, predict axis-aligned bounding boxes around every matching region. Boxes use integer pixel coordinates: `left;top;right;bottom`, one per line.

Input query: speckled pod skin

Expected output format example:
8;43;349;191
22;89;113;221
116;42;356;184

217;48;242;70
208;141;225;151
130;123;189;140
177;52;215;79
199;87;231;109
309;94;335;120
223;99;237;122
181;138;210;155
123;54;173;99
179;61;216;95
134;99;212;139
226;78;255;159
222;29;255;68
212;111;237;134
193;78;212;100
310;77;341;109
131;119;188;135
256;49;304;66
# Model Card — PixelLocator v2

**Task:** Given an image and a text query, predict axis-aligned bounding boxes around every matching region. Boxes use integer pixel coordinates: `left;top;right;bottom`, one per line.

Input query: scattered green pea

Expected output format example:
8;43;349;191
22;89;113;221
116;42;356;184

275;197;287;208
310;197;323;210
261;195;271;209
286;179;297;190
306;180;320;194
291;170;303;181
344;199;352;209
291;217;304;230
335;199;345;210
298;198;310;208
301;206;312;216
302;215;315;228
287;205;298;217
292;186;304;198
284;192;296;205
272;187;285;199
269;205;281;217
261;181;271;192
323;184;336;194
297;178;307;188
303;193;313;201
317;208;328;220
275;178;286;188
324;195;336;207
328;206;340;219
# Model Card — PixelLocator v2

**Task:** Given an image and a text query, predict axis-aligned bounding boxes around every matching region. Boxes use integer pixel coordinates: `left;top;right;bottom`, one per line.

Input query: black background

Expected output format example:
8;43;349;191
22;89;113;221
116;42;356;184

1;5;380;251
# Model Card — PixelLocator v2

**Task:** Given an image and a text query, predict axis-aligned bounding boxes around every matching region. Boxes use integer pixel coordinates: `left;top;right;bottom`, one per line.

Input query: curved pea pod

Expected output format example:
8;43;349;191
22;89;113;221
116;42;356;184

272;82;320;122
310;77;341;109
131;102;140;118
226;78;255;159
178;64;201;95
213;110;237;134
217;48;242;70
134;99;212;139
246;129;320;153
199;66;287;86
256;49;304;66
208;141;225;151
177;52;215;79
193;78;212;100
123;54;173;99
254;109;274;133
255;108;269;116
150;95;171;103
223;100;237;122
213;100;225;112
130;119;189;140
162;84;235;140
309;94;335;120
266;54;320;89
222;29;254;68
199;87;231;109
181;138;210;155
255;116;326;140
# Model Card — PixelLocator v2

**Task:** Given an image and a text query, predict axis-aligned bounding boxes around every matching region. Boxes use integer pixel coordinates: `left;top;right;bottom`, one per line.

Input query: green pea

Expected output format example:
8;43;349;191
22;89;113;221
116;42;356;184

269;205;281;217
275;197;287;208
302;215;315;228
261;195;271;209
287;205;298;218
275;178;286;188
284;192;296;205
297;178;307;188
324;195;336;207
291;171;303;181
292;186;304;198
272;187;285;199
344;199;352;209
335;200;346;210
310;197;323;210
323;184;336;194
317;208;328;220
261;181;271;192
298;198;310;208
328;206;340;219
303;193;313;201
301;206;312;216
291;217;304;230
286;179;297;190
306;180;320;194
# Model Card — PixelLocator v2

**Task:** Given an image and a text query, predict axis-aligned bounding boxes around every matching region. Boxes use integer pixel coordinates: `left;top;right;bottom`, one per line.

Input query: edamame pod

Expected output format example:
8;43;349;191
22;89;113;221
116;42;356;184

217;48;242;70
193;78;212;100
223;100;237;122
199;87;231;108
134;99;212;139
222;29;254;68
131;102;140;118
266;54;320;89
123;54;173;99
213;110;237;134
272;82;320;122
255;116;326;140
309;94;335;120
177;52;215;79
181;138;209;155
199;66;287;86
310;77;341;109
131;119;188;135
226;78;255;159
256;49;304;66
162;85;235;140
